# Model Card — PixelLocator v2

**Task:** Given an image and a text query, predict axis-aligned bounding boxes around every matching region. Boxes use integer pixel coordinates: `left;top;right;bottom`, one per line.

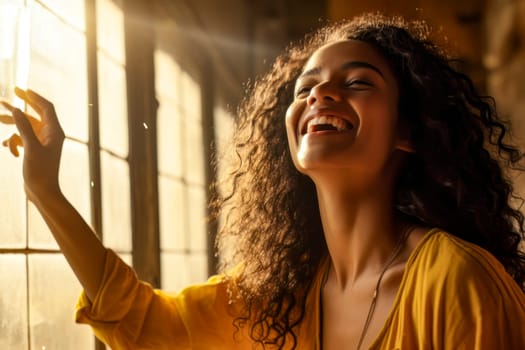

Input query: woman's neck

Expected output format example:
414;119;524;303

315;177;405;291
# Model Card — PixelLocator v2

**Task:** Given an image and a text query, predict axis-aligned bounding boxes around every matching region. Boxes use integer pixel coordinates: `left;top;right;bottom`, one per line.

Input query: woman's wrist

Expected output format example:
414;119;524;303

25;183;64;208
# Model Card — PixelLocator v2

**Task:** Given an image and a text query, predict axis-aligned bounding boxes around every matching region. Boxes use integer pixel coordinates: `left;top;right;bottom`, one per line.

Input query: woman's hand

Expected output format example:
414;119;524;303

0;87;65;202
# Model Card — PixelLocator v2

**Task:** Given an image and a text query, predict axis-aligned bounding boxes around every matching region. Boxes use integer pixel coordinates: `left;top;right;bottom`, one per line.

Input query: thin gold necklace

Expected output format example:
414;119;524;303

320;224;413;350
355;224;413;350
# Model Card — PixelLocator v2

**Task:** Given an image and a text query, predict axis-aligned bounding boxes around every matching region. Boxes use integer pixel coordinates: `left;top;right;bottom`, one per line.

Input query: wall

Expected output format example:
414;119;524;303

484;0;525;196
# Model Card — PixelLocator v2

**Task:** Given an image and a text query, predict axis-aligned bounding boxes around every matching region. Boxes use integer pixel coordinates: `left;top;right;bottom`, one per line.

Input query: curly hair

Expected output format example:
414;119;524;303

212;13;525;349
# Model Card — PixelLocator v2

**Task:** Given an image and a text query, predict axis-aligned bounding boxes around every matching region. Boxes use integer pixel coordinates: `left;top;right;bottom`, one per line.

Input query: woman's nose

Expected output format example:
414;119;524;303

307;81;341;106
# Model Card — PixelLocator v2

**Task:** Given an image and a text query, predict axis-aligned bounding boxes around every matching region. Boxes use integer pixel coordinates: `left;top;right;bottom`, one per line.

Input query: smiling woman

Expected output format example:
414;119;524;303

1;12;525;350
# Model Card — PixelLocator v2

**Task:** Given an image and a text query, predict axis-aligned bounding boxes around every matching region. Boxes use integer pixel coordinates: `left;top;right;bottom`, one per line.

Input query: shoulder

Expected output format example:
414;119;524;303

396;229;525;348
378;227;525;348
414;230;509;278
406;228;525;307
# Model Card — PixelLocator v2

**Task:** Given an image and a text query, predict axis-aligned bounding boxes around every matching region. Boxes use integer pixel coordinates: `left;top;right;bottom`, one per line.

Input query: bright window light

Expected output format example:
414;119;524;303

0;0;30;111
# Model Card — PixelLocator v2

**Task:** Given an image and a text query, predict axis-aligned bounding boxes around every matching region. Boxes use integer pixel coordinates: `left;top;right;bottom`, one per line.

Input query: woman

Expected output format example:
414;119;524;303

2;13;525;350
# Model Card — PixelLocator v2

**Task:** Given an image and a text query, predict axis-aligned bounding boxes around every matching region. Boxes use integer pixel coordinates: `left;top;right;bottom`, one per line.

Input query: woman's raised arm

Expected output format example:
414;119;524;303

1;88;106;301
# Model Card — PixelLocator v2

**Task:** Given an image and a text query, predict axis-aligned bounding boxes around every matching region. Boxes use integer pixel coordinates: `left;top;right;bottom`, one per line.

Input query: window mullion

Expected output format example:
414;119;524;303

123;1;161;287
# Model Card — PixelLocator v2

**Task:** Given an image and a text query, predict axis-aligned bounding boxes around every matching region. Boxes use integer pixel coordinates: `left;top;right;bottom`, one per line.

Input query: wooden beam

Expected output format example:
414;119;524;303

123;1;161;287
85;0;105;348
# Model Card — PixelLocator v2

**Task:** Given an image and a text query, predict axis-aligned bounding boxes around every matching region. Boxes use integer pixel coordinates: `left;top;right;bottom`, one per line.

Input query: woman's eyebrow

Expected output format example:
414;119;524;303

299;60;385;79
341;61;384;77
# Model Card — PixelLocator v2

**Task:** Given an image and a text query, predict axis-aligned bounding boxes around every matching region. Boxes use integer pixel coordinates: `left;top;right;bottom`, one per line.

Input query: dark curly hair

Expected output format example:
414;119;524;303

211;13;525;349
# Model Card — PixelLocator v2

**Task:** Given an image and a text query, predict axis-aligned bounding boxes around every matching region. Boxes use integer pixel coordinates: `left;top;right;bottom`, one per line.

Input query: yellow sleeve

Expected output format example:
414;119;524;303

75;249;244;349
413;234;525;349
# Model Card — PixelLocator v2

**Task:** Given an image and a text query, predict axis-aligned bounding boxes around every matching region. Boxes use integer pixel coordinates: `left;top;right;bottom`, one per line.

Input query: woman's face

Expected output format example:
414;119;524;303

285;40;411;180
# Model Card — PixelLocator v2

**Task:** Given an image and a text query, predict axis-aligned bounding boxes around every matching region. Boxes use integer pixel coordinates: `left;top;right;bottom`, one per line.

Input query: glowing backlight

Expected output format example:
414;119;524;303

0;0;29;111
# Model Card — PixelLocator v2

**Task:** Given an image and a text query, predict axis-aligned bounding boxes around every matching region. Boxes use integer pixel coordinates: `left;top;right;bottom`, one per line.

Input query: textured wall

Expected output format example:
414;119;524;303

327;0;484;81
484;0;525;197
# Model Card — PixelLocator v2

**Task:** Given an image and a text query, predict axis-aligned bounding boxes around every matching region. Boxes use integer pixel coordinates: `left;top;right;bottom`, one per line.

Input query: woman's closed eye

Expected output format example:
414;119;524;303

344;79;373;90
295;79;374;98
295;86;312;97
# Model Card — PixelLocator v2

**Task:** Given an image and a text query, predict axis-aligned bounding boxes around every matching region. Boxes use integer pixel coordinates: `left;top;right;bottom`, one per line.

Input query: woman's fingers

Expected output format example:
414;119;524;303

1;101;16;113
13;108;39;149
2;89;64;157
15;88;60;127
0;114;16;125
2;88;65;200
3;133;22;157
8;107;39;152
1;104;24;156
0;107;40;130
2;99;46;139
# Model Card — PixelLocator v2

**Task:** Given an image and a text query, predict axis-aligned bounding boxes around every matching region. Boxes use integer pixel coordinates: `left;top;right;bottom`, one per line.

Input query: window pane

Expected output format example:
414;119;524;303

155;49;185;178
37;0;85;31
60;140;91;225
101;151;131;252
28;254;94;349
159;176;186;251
161;252;208;292
157;98;183;177
180;71;204;185
161;252;191;292
187;185;207;252
154;50;181;102
97;52;128;157
188;252;208;283
0;0;28;109
182;117;205;185
29;1;88;142
27;201;54;249
96;0;124;63
0;140;26;248
180;71;201;122
0;254;28;349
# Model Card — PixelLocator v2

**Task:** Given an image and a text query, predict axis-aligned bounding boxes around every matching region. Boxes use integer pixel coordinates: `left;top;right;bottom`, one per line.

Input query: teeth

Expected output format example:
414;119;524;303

307;115;352;133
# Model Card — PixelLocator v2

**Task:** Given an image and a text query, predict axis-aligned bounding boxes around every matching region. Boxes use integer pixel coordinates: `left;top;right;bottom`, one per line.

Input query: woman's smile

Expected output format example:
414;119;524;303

301;107;357;135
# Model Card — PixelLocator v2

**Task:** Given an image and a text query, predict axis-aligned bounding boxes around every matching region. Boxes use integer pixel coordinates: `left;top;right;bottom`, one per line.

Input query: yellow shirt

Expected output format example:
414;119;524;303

76;229;525;349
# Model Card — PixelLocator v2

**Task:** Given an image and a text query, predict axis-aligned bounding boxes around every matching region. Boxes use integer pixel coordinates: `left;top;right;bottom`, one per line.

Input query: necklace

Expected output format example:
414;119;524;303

320;224;413;350
354;224;413;350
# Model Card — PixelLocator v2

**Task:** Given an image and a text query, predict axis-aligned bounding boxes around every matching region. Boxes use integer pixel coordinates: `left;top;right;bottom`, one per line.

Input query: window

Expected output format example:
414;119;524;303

155;43;209;292
0;0;219;348
1;0;94;348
